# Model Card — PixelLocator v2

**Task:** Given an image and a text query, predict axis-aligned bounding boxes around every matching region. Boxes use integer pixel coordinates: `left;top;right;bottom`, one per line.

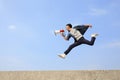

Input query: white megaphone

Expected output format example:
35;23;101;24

54;29;65;36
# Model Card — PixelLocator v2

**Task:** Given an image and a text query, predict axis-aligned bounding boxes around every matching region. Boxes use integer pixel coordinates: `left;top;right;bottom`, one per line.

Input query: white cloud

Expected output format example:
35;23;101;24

111;21;120;28
109;1;120;8
107;41;120;48
89;8;108;16
0;0;2;8
0;55;30;70
8;25;16;30
100;41;120;49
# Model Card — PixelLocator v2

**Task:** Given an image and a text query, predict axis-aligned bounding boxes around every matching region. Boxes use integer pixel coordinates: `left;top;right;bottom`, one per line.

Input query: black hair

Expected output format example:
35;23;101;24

66;23;72;28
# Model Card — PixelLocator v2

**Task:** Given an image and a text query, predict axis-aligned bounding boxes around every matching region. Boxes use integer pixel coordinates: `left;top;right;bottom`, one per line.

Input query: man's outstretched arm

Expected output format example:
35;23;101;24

60;33;70;41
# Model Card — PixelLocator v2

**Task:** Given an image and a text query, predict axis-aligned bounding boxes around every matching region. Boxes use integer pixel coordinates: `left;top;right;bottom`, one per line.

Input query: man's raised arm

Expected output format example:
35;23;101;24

83;24;92;28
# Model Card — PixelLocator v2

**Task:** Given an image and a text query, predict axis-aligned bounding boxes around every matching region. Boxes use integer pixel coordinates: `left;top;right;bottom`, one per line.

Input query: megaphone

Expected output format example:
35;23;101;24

54;29;65;36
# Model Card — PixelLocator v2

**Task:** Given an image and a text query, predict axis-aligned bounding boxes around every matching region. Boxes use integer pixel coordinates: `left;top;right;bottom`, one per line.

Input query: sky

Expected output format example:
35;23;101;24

0;0;120;71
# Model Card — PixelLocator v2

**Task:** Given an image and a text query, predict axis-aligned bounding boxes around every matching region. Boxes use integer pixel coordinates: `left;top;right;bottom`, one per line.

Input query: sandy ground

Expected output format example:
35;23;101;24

0;70;120;80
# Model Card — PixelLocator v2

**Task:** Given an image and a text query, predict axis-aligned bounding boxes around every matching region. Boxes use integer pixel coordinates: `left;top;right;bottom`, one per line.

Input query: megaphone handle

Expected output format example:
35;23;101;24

60;30;64;32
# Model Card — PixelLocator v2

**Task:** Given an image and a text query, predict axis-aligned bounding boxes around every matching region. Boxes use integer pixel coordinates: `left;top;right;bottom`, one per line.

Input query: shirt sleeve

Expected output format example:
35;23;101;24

66;33;71;40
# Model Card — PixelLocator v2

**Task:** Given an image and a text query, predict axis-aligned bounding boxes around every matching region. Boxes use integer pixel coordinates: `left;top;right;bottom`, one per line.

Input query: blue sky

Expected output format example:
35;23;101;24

0;0;120;71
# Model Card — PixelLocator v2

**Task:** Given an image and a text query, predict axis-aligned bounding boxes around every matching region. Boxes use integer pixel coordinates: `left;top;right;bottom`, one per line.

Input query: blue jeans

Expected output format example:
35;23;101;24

64;37;96;55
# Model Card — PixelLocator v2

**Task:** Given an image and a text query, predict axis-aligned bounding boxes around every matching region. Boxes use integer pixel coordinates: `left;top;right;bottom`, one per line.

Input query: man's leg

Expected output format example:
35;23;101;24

58;40;82;59
64;42;82;55
82;37;96;46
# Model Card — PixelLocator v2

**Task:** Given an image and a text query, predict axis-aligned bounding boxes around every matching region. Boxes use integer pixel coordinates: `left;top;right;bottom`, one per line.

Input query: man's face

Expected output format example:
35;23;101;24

66;26;70;31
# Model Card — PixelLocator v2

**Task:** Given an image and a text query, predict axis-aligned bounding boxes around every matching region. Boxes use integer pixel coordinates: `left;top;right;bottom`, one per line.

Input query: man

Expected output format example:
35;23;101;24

58;23;98;59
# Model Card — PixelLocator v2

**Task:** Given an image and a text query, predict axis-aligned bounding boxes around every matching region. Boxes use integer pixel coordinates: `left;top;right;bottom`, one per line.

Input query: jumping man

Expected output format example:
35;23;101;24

58;24;98;59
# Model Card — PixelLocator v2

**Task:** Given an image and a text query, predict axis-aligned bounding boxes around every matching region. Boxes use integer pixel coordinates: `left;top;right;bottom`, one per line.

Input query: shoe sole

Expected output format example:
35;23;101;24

91;34;99;37
58;55;65;59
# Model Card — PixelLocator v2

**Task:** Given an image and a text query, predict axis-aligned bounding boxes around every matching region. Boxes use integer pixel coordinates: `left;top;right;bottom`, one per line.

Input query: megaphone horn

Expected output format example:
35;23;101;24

54;30;65;36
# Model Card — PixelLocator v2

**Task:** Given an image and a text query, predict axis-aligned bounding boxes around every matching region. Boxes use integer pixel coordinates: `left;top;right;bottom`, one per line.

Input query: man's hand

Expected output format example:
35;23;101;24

60;32;65;37
84;24;92;28
60;32;68;40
